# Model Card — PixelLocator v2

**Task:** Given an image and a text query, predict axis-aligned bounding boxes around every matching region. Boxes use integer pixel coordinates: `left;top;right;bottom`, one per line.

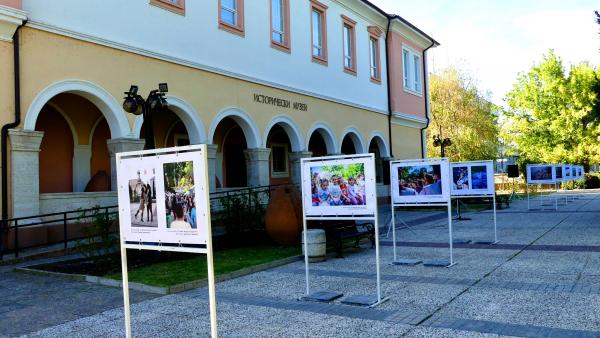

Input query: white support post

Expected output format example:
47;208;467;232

447;200;454;266
493;194;498;244
527;185;530;210
391;205;397;262
120;245;132;338
374;200;381;303
203;146;218;338
303;214;310;295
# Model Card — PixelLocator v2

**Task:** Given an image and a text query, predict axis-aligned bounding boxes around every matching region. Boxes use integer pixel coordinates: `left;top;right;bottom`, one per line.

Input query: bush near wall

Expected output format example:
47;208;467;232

584;173;600;189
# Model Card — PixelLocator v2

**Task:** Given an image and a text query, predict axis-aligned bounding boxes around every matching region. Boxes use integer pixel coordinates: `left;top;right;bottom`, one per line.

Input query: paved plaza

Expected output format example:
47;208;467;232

4;190;600;337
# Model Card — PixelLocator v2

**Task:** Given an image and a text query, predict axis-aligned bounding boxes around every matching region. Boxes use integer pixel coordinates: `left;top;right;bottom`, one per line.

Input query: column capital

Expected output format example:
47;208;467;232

244;148;271;162
8;129;44;152
289;151;313;162
106;138;145;156
206;144;218;159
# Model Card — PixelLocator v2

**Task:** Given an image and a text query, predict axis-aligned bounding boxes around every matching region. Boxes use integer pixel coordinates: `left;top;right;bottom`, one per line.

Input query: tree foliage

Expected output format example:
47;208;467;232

501;50;600;169
427;67;499;161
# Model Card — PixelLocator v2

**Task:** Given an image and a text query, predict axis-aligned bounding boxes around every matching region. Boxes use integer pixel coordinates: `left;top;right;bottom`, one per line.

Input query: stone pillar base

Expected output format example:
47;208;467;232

289;151;313;185
9;129;44;219
244;148;271;187
107;138;145;191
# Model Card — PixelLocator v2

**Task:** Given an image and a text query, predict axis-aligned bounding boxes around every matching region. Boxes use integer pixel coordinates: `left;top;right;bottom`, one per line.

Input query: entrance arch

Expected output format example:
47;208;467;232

339;127;365;155
368;132;389;184
307;122;337;156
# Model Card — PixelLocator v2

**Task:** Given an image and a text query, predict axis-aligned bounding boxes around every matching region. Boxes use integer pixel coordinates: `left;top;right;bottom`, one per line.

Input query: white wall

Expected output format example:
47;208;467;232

23;0;388;112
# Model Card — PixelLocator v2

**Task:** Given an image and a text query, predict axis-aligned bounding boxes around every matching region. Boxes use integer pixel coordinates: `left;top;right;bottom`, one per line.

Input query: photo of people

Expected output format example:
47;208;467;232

531;166;553;180
471;165;488;190
310;163;366;206
555;166;563;180
163;161;197;230
398;165;443;196
128;169;158;228
452;166;469;190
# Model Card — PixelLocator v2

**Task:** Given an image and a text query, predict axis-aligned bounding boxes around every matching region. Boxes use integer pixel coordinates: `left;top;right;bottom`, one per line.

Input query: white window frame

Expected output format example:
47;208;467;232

312;10;323;58
401;44;423;96
369;37;378;79
343;25;352;69
271;0;284;43
270;143;289;178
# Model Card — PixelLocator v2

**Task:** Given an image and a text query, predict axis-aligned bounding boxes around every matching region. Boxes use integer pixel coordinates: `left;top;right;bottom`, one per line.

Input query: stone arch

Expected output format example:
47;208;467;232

24;79;130;138
339;127;366;154
132;95;206;144
306;122;337;155
262;115;305;152
208;107;261;148
367;131;390;158
45;102;78;146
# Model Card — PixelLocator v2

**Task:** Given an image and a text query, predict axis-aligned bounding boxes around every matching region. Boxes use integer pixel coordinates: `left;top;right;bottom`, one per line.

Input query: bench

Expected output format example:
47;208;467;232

308;220;375;258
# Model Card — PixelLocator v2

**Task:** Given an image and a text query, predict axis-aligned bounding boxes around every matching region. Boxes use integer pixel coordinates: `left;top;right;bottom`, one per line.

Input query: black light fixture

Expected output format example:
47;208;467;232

123;83;169;150
432;126;451;157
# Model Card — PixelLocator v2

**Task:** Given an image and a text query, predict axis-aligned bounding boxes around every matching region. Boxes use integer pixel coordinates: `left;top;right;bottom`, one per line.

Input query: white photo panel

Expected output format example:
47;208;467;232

554;164;564;182
391;159;450;204
450;161;495;196
527;164;556;184
117;149;209;247
563;165;572;180
302;155;376;216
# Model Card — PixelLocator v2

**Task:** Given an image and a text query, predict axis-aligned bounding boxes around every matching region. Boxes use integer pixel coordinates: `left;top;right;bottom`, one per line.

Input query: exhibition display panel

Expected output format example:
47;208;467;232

116;145;217;338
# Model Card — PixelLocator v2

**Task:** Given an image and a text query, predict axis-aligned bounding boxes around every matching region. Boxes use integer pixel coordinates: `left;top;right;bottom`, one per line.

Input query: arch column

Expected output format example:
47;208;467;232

244;148;271;187
73;144;92;192
207;144;218;192
107;138;145;191
289;151;313;185
8;129;44;219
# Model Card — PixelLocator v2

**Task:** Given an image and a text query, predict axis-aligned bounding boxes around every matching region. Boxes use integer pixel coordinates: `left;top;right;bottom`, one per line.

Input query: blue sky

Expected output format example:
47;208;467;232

374;0;600;104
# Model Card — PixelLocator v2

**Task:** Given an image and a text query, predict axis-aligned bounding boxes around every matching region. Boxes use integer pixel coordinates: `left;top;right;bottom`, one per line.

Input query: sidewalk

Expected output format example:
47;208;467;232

10;190;600;337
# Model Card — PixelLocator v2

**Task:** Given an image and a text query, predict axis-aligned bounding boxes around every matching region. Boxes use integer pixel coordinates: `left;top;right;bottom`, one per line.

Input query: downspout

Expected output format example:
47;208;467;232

385;16;393;158
419;40;435;159
1;20;27;221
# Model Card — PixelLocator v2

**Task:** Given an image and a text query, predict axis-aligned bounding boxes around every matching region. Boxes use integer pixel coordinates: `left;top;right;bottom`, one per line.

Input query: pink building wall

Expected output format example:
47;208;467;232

388;31;426;118
0;0;22;9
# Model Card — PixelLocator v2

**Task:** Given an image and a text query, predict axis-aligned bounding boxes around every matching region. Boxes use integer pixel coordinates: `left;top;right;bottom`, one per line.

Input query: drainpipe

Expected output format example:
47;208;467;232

384;16;393;158
419;40;436;159
1;21;27;221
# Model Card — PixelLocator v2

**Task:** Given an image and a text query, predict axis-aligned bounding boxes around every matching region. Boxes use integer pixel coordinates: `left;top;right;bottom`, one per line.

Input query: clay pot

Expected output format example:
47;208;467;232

265;185;302;245
84;170;111;192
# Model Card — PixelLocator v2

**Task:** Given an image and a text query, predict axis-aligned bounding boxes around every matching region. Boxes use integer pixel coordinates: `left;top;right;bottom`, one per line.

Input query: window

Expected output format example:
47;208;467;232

270;144;289;177
367;26;382;83
219;0;244;36
310;0;328;65
402;45;422;94
341;15;356;75
150;0;185;15
271;0;290;52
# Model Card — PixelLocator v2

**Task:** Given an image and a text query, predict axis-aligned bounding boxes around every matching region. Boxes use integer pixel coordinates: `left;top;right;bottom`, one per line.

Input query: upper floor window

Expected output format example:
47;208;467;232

341;16;357;75
402;46;422;94
310;0;328;65
271;0;290;52
150;0;185;15
219;0;244;36
368;26;382;83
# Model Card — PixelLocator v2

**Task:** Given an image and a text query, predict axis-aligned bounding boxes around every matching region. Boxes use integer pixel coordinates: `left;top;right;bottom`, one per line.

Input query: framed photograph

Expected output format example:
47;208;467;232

526;164;556;184
391;159;450;204
117;148;209;247
571;165;577;179
449;161;495;196
302;155;376;216
563;165;571;180
577;166;583;179
554;164;563;182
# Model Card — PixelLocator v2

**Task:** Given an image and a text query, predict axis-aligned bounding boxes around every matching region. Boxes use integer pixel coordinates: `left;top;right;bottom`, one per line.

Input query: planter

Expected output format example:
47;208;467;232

301;229;326;262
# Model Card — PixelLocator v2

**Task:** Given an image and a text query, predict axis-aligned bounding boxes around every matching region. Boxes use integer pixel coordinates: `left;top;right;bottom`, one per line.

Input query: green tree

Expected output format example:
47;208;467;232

427;67;499;161
501;50;600;170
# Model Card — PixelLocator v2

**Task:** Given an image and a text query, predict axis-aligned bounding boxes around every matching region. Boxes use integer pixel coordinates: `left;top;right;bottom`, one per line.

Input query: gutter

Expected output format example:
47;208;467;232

384;16;393;158
419;40;436;159
1;20;27;221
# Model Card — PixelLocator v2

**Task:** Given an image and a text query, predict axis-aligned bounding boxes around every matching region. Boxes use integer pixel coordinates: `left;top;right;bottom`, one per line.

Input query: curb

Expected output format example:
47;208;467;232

15;254;303;295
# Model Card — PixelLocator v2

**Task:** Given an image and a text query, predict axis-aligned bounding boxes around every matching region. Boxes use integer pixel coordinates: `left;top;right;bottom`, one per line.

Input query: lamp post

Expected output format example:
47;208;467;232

432;126;452;157
122;83;169;150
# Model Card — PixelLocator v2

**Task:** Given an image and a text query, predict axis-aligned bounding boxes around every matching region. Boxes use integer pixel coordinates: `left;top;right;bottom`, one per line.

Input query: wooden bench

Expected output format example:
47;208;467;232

308;220;375;258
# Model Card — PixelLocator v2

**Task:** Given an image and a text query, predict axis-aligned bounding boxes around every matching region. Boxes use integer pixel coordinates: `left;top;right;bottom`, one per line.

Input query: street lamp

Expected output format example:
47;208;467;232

123;83;169;150
432;126;452;157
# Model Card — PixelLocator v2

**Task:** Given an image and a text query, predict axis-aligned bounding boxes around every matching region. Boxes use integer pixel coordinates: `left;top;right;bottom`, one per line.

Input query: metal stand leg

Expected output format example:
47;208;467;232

120;245;132;338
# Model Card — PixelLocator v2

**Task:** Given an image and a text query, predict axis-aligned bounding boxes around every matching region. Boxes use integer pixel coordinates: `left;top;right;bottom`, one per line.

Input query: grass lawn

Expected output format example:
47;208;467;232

106;245;300;287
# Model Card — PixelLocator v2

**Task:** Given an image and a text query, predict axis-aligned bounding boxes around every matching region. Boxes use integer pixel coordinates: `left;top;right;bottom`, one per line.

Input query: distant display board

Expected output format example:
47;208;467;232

450;161;495;196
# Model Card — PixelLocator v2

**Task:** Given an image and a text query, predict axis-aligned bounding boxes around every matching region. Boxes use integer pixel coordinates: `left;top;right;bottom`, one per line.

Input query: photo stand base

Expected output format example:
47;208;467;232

299;290;343;303
340;295;389;307
392;258;422;266
423;259;454;267
453;239;471;244
473;240;499;245
453;216;472;221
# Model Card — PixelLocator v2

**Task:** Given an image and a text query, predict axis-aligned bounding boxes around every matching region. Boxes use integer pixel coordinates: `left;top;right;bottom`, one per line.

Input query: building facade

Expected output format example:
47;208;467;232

0;0;437;220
